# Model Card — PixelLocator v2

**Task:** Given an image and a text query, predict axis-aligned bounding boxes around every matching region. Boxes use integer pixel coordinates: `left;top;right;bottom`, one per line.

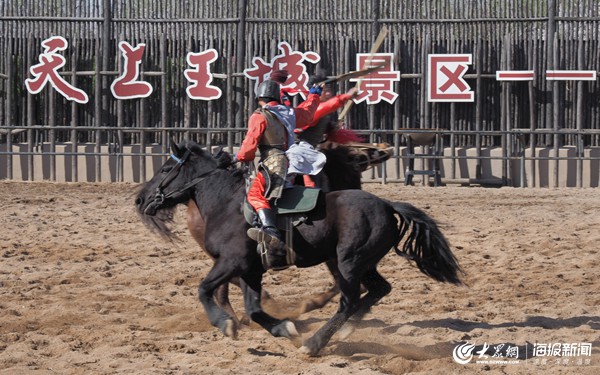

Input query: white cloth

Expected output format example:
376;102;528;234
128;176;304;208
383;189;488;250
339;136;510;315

285;141;326;175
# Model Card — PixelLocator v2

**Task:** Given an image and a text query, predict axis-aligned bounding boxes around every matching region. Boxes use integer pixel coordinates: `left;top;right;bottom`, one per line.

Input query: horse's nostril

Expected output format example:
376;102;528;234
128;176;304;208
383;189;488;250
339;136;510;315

135;197;143;206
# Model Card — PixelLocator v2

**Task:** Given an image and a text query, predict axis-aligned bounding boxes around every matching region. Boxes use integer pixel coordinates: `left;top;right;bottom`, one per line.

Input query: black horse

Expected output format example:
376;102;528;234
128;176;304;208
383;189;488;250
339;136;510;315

185;141;391;325
135;141;462;356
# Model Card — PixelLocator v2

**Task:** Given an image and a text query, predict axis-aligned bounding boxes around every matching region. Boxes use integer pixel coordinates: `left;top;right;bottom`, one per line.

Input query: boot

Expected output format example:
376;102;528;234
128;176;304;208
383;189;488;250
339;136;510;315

247;208;292;270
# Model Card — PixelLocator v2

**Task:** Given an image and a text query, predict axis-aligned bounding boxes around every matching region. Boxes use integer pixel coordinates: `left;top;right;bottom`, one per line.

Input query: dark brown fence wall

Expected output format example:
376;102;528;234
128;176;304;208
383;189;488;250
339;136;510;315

1;0;600;182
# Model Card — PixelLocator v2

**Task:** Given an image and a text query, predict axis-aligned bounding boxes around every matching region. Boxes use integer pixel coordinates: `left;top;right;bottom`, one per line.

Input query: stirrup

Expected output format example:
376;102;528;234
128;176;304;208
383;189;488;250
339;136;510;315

247;227;286;248
248;228;294;271
256;242;293;271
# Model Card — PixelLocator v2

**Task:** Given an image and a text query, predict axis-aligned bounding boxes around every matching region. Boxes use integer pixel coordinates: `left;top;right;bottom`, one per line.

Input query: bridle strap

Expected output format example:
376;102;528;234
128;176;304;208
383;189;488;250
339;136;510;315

161;168;216;200
152;148;217;204
155;149;192;191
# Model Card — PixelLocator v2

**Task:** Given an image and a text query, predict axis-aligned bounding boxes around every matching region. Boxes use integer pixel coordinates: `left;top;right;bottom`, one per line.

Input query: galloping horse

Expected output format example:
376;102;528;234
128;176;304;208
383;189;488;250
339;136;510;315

186;141;391;324
136;141;462;356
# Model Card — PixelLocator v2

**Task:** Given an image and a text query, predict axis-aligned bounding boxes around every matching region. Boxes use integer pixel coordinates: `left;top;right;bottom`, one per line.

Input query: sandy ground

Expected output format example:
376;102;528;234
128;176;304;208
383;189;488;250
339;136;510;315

0;181;599;375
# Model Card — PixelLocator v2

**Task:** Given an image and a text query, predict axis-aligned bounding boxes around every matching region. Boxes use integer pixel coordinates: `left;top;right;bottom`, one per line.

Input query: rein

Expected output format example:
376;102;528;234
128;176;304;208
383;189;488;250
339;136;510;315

152;148;217;206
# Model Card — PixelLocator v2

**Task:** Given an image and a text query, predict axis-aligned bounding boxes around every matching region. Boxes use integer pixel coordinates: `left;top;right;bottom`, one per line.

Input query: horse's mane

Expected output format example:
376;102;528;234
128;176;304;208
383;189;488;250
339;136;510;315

320;142;362;190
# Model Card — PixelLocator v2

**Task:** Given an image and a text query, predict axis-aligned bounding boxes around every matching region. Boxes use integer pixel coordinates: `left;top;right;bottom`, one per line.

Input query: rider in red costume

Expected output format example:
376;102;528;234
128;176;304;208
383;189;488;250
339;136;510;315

294;74;358;187
234;78;321;270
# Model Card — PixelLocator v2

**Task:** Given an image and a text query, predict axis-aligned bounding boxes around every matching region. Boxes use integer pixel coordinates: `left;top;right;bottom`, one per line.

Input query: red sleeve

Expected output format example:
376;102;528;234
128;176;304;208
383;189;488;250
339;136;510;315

298;93;353;131
293;93;320;128
237;112;266;161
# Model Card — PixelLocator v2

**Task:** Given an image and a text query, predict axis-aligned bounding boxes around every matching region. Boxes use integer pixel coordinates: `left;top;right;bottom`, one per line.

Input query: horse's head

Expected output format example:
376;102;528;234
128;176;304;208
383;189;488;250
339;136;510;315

135;141;221;238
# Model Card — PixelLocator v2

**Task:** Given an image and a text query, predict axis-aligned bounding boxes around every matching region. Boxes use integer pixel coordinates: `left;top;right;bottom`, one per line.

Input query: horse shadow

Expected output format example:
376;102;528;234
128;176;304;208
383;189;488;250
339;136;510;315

289;315;600;359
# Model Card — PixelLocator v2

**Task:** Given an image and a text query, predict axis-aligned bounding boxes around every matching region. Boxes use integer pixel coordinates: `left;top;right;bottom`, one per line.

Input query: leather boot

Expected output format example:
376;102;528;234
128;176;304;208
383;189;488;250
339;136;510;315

247;208;292;270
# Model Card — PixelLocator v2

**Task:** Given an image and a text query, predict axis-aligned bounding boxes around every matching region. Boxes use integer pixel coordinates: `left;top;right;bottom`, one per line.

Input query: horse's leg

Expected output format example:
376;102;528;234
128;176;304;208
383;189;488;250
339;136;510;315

189;201;239;326
198;262;239;339
299;268;362;356
240;271;299;339
225;276;268;326
338;268;392;339
296;259;340;315
188;201;269;326
214;283;243;327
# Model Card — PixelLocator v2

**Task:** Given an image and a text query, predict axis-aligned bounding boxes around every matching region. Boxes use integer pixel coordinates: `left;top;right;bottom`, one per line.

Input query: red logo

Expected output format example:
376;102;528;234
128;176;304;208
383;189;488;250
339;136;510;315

111;42;153;99
25;36;89;103
350;53;400;105
185;49;222;100
496;71;535;81
243;41;320;99
546;70;597;81
428;54;473;102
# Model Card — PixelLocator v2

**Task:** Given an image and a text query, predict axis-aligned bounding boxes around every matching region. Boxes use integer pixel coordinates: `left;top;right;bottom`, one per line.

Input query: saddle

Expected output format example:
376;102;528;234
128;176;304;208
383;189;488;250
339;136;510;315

243;186;325;268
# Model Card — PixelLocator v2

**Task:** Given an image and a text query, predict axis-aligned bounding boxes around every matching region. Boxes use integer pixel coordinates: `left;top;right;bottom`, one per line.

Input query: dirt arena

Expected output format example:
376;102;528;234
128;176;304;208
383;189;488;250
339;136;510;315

0;181;599;374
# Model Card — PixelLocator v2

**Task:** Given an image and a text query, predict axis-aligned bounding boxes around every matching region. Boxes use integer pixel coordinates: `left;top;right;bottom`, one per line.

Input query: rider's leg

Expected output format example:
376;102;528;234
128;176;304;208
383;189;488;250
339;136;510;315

302;174;316;188
246;173;292;270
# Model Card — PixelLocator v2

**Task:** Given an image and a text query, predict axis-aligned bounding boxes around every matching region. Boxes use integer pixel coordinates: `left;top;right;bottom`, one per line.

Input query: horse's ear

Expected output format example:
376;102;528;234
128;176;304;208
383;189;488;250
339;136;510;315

212;146;224;158
214;149;233;168
170;139;181;155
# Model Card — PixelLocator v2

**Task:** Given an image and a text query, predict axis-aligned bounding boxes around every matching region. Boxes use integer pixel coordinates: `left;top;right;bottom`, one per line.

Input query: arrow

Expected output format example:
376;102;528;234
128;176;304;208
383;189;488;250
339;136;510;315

318;63;386;86
338;26;389;122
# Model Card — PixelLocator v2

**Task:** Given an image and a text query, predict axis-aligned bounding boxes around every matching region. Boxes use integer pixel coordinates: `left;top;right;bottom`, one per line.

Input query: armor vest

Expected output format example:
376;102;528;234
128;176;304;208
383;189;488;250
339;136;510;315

298;112;337;147
254;104;296;200
260;104;296;150
256;108;287;150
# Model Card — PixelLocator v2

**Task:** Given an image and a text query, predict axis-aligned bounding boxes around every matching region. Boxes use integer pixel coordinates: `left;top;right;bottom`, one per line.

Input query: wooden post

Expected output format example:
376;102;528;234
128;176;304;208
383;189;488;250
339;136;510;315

235;0;248;132
26;33;34;181
70;39;79;182
160;33;168;159
576;39;584;188
184;36;193;141
93;38;104;182
48;79;56;181
500;35;508;186
552;37;560;188
6;49;14;180
547;0;559;187
94;39;102;182
475;38;482;180
98;0;112;182
528;36;537;187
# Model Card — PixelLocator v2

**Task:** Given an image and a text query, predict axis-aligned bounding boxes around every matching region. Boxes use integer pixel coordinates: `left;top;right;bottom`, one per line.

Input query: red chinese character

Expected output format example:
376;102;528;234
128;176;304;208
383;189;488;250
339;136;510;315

110;42;153;99
184;49;222;100
243;41;320;99
428;54;473;102
25;36;89;104
350;53;400;105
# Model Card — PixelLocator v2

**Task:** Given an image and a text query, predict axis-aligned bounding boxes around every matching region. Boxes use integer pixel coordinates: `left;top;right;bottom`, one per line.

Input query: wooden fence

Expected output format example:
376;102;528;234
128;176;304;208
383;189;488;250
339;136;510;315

1;0;600;185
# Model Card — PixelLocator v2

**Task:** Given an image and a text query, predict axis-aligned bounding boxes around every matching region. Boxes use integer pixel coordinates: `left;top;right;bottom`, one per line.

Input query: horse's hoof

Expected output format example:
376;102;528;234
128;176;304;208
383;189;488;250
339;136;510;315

272;320;299;339
222;318;238;340
298;344;319;357
285;320;299;337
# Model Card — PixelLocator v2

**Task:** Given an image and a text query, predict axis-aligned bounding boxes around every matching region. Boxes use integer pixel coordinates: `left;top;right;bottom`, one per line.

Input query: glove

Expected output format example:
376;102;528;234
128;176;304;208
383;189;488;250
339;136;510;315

309;84;323;96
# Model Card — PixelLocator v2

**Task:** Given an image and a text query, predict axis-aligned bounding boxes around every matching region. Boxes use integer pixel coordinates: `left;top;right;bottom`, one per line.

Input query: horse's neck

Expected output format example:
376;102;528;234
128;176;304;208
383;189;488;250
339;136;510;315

192;170;244;217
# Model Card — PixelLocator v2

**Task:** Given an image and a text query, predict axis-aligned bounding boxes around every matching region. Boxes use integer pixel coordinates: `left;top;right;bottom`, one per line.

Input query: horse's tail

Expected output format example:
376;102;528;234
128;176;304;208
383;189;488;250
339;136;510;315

388;201;463;285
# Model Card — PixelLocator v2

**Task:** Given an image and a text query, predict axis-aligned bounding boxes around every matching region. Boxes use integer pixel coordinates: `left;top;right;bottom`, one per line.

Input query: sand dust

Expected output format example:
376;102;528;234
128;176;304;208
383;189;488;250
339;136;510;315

0;181;599;374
